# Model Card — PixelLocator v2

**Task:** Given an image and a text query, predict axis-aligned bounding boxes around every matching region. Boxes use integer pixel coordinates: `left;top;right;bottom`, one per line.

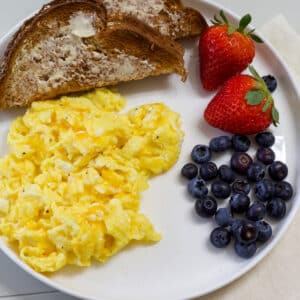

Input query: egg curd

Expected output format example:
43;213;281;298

0;88;183;273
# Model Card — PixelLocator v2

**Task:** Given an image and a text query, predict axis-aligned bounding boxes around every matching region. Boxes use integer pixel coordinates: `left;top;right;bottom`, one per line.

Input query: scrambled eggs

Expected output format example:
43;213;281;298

0;88;183;273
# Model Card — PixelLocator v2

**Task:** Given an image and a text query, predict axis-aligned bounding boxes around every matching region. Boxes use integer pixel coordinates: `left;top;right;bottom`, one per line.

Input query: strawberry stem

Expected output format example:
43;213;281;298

210;11;264;43
247;65;280;127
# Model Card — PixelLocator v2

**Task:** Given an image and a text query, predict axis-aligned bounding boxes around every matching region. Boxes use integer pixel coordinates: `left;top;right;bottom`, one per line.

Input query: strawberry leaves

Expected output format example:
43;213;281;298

272;107;280;126
238;14;252;33
246;90;265;105
220;10;229;24
211;10;227;26
246;65;280;127
210;11;263;43
249;34;263;43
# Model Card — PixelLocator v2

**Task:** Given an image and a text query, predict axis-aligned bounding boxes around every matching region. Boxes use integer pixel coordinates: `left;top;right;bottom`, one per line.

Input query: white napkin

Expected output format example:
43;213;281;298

260;14;300;84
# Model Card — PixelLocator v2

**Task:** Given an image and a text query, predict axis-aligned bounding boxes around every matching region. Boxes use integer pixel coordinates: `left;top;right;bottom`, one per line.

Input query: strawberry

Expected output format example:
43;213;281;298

204;66;279;135
199;11;263;91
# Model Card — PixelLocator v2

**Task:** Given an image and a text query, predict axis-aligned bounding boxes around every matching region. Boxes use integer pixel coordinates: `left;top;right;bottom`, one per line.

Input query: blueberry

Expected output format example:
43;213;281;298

230;193;250;213
254;179;275;202
246;201;266;221
200;162;218;181
256;147;275;165
232;179;251;195
218;165;236;183
209;136;232;152
262;75;277;93
268;161;288;181
215;208;233;227
255;132;275;148
275;181;293;201
246;162;266;182
256;220;272;243
181;163;198;179
188;177;208;199
210;227;231;248
237;221;259;244
231;152;253;175
267;198;286;220
234;241;257;259
230;218;244;236
211;181;231;199
195;196;218;218
191;145;211;164
232;135;251;152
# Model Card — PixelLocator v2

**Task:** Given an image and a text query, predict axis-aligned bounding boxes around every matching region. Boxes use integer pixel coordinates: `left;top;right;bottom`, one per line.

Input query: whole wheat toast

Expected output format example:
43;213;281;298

101;0;207;39
0;0;187;109
49;0;208;39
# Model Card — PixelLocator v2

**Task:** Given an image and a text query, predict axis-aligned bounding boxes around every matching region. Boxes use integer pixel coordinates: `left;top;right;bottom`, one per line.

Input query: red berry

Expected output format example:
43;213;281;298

200;26;255;90
204;70;279;135
199;12;262;91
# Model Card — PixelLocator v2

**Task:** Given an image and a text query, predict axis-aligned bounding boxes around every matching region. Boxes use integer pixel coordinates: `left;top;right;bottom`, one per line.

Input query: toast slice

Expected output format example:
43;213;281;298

102;0;208;39
0;0;186;109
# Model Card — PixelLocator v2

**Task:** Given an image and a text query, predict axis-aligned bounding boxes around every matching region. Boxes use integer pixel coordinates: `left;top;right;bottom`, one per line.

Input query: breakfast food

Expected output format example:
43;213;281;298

181;132;294;259
199;11;263;91
0;88;184;272
263;75;277;93
204;67;279;135
0;0;187;109
102;0;208;39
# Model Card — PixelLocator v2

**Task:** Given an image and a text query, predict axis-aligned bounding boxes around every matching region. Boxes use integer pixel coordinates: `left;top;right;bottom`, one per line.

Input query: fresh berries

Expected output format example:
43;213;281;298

188;178;208;199
267;198;286;220
254;179;274;202
181;163;198;179
211;181;231;199
256;147;275;165
230;193;250;213
195;196;218;218
246;162;266;182
231;152;253;175
234;241;257;259
236;221;258;244
256;220;272;243
199;11;262;91
191;145;211;164
274;181;293;201
255;132;275;147
209;136;232;152
231;219;244;237
210;227;231;248
246;201;266;221
218;165;236;183
232;179;251;195
215;208;233;227
200;162;218;181
263;75;277;93
181;132;292;260
268;161;288;181
204;67;279;135
232;135;251;152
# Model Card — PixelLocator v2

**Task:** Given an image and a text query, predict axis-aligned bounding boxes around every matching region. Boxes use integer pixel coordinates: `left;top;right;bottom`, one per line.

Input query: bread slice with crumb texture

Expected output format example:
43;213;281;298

0;0;186;109
103;0;207;39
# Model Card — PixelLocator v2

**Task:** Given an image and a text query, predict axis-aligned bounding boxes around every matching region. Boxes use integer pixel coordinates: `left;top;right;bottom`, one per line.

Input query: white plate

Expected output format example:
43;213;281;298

0;1;299;299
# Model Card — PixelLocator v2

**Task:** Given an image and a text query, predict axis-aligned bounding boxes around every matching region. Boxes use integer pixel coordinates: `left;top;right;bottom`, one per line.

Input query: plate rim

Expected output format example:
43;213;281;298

0;0;299;299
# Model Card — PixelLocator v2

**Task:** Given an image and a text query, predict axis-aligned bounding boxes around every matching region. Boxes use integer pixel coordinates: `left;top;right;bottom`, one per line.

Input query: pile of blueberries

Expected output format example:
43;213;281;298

181;132;293;259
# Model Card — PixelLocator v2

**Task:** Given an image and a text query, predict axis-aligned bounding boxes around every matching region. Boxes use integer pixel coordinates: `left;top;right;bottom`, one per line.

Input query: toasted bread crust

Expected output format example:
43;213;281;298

0;0;106;90
0;0;187;109
103;0;207;39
